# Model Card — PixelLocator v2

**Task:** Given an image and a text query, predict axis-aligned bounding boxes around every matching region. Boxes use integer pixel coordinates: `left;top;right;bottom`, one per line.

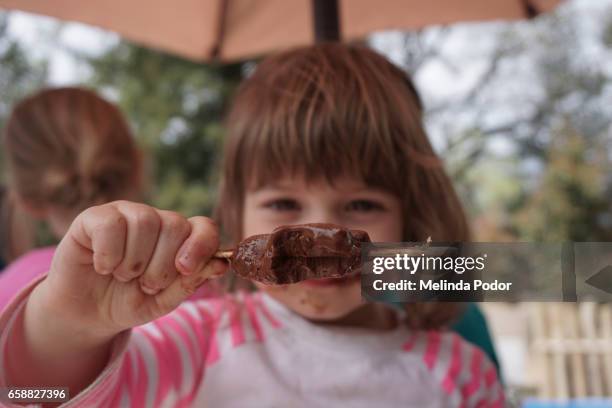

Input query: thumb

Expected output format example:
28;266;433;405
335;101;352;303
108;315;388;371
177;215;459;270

154;259;229;314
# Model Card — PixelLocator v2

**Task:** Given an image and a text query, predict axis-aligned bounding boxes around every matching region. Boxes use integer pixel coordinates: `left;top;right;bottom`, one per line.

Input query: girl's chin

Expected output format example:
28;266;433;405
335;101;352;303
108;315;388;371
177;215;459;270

299;273;361;288
259;278;362;320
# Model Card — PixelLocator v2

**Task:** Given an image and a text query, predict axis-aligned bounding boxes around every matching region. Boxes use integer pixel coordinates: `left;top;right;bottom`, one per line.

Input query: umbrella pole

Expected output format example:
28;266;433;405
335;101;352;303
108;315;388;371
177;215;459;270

521;0;539;19
312;0;340;42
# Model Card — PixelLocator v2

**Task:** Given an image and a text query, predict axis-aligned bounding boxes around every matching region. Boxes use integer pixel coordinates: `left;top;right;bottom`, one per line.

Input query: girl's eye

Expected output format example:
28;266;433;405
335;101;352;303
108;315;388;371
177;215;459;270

263;199;300;211
345;199;385;212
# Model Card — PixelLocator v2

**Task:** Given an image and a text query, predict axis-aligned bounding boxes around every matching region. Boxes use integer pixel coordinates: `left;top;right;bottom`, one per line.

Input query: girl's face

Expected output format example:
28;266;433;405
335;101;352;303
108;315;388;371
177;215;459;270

243;175;403;322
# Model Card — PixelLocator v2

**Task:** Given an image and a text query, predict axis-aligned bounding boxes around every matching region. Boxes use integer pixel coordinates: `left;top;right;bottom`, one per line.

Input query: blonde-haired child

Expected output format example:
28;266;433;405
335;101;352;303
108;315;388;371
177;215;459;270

0;45;503;407
0;87;144;310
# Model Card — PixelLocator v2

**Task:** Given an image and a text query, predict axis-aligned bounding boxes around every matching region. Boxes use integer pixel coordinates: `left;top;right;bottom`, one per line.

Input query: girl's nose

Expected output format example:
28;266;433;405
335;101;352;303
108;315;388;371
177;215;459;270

301;207;342;226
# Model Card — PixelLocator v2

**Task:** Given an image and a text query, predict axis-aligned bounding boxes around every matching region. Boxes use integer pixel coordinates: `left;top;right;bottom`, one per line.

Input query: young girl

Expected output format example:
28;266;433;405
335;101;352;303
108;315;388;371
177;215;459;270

0;45;504;407
0;87;144;310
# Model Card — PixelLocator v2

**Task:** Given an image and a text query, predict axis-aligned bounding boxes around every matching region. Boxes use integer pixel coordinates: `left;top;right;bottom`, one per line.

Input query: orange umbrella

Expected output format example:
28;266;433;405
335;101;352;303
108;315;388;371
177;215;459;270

0;0;562;62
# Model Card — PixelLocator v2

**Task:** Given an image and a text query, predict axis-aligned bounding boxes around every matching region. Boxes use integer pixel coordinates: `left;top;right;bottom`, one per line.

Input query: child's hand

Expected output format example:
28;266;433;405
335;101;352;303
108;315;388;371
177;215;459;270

38;201;226;336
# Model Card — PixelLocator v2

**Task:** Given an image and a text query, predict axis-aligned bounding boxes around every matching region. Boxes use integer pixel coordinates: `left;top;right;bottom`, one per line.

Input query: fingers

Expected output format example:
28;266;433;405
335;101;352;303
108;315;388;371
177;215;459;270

139;215;220;295
76;204;127;275
155;259;228;314
175;217;220;275
138;211;192;295
112;202;161;282
73;201;223;301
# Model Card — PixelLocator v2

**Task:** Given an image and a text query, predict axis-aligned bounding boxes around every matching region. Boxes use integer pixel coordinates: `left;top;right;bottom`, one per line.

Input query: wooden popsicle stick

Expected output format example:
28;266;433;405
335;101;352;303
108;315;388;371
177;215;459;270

213;249;234;259
213;237;433;260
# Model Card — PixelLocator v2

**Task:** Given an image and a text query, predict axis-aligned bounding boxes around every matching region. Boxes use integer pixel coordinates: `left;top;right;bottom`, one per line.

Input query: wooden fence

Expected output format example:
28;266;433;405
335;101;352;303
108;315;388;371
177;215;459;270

528;303;612;398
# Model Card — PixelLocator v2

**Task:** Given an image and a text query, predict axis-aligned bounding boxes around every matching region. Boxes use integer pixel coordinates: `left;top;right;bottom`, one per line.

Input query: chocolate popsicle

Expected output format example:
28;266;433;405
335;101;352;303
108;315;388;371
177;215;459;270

227;223;370;285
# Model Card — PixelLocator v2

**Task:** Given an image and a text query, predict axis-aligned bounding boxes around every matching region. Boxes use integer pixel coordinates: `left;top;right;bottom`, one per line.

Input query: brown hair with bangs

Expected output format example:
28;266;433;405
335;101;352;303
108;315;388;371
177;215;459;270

215;43;469;329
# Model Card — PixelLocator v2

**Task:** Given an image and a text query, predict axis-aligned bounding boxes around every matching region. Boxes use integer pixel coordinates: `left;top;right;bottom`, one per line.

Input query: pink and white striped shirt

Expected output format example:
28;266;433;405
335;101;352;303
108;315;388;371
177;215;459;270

0;278;504;407
0;248;221;314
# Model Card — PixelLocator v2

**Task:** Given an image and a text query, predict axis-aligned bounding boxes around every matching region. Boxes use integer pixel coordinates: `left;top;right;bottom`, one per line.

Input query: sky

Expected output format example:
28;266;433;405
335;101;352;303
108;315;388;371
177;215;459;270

6;12;116;83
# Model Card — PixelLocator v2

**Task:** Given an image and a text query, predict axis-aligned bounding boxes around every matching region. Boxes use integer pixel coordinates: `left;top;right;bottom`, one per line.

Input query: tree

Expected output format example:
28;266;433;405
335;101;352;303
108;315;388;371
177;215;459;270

512;122;612;241
0;13;48;177
387;3;612;241
85;42;244;216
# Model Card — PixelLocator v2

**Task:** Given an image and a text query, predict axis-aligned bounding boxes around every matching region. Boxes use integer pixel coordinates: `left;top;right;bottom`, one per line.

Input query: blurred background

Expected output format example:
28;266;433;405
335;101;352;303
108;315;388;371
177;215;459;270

0;0;611;405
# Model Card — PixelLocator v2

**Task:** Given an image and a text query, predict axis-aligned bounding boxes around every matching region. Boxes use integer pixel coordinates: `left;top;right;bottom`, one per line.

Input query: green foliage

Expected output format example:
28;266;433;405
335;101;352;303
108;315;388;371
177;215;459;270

0;13;50;248
511;123;612;241
86;42;244;216
500;9;612;241
0;14;47;180
438;6;612;241
2;6;611;242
